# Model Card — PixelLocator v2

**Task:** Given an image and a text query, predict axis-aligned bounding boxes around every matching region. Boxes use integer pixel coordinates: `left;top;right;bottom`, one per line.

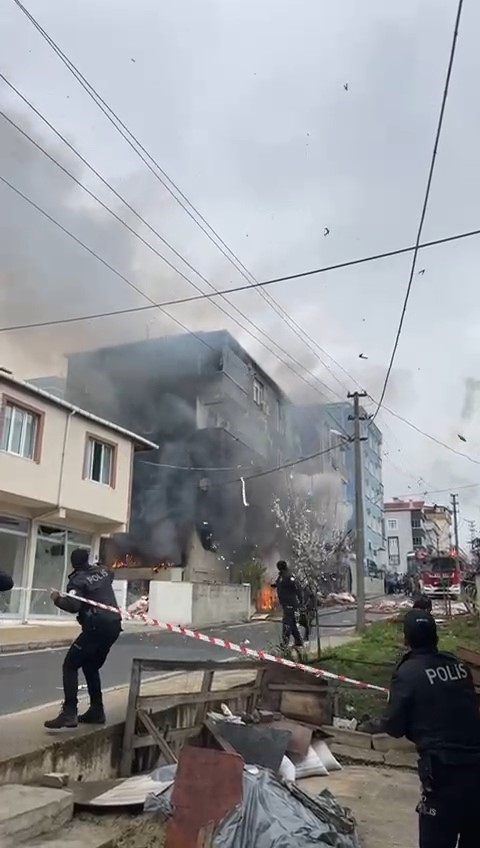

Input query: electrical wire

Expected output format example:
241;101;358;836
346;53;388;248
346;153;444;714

371;0;465;421
8;0;472;435
1;223;480;335
10;0;351;385
222;441;351;486
10;0;479;476
4;172;479;472
0;111;344;404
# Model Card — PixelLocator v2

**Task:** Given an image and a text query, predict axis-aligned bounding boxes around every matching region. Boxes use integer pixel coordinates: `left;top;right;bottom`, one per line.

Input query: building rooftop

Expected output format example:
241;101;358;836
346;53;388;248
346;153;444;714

0;369;158;451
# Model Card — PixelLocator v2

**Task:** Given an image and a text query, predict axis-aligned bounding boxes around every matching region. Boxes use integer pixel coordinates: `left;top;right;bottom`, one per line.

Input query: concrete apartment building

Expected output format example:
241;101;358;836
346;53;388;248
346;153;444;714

384;499;452;573
64;331;299;577
0;371;156;620
321;402;385;571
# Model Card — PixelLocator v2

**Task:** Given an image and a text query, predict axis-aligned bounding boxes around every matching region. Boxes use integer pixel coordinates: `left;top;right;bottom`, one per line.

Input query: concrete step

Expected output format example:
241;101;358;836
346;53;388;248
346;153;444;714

0;784;73;847
17;820;118;847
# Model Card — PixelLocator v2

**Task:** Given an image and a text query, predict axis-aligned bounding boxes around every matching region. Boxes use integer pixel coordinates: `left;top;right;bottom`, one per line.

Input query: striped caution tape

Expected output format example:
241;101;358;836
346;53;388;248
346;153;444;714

57;590;389;694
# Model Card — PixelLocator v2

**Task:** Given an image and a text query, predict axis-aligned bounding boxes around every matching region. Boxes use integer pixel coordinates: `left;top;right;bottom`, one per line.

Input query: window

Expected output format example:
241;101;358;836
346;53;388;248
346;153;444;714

388;536;400;567
253;378;264;406
85;437;114;485
412;536;423;549
0;401;39;460
387;519;397;531
411;519;422;529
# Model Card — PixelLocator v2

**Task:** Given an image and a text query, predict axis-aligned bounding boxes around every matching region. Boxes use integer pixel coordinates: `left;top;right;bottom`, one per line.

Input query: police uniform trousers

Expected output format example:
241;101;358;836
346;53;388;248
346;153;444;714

63;619;121;711
418;760;479;848
281;605;303;647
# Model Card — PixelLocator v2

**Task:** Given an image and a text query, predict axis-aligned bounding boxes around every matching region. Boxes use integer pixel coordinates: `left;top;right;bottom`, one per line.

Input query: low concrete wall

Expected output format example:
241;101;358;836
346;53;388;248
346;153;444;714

148;581;251;627
351;573;384;599
149;582;193;625
192;583;251;627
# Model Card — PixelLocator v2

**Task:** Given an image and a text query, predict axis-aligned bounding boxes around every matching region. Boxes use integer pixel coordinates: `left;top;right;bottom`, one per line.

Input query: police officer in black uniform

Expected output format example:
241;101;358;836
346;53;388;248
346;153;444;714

45;549;122;730
382;608;480;848
272;560;304;649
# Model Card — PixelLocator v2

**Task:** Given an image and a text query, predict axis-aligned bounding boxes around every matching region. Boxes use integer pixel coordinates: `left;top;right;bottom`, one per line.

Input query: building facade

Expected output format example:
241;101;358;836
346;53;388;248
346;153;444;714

65;331;298;574
0;372;156;619
321;402;384;570
384;499;452;574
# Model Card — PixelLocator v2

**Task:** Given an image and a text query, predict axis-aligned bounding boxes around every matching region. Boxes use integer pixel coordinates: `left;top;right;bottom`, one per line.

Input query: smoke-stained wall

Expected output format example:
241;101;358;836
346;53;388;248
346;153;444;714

65;330;298;570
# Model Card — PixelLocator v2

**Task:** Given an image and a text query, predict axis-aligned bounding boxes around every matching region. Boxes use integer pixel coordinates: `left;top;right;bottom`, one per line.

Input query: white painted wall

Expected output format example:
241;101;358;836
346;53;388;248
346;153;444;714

148;581;252;627
351;572;384;598
0;380;136;528
149;581;193;625
192;583;251;627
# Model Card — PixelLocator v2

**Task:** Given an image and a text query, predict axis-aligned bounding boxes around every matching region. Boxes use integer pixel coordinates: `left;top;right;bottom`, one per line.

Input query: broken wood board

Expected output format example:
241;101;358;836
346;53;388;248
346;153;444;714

280;689;329;726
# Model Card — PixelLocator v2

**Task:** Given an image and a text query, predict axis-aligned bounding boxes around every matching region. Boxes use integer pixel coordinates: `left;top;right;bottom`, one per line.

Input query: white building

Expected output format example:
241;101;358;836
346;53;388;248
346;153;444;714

384;499;452;574
0;371;157;620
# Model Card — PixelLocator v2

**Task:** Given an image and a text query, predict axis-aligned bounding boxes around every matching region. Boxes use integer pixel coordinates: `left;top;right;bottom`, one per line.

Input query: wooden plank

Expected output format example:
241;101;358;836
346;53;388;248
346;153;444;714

137;709;177;764
120;658;142;777
133;724;203;749
457;646;480;668
138;684;257;712
135;658;262;674
196;670;215;725
267;682;328;693
280;690;328;726
247;666;265;715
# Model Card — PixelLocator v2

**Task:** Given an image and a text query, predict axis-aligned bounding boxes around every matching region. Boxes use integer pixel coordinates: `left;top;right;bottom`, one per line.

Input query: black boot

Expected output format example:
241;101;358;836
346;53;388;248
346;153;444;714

78;704;106;725
44;706;78;731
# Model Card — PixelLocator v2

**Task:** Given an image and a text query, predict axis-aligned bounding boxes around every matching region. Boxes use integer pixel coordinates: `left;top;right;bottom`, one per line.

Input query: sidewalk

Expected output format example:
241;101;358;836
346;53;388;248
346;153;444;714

0;620;161;653
303;766;419;847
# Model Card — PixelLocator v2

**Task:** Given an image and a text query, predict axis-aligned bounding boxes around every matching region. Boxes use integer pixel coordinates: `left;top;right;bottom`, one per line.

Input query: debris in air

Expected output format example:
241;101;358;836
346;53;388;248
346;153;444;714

457;434;467;443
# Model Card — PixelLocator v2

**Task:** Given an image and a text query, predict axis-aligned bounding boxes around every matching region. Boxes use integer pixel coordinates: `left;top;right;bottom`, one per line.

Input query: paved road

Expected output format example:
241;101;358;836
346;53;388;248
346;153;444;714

0;607;360;716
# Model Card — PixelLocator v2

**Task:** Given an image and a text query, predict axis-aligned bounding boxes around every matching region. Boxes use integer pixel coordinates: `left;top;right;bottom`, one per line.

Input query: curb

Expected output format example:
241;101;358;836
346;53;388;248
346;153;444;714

0;639;73;654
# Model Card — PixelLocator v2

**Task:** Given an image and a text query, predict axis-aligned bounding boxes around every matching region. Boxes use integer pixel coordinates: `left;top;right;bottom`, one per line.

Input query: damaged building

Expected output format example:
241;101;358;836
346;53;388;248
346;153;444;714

65;330;300;581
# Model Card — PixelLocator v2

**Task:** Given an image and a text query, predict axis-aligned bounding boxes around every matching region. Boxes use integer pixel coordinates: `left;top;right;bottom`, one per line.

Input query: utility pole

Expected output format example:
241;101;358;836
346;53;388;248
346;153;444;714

467;519;476;550
348;391;368;632
451;494;460;556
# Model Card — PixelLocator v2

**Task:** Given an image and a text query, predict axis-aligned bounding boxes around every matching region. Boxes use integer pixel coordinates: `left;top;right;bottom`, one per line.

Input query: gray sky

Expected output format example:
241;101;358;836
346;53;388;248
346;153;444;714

1;0;480;540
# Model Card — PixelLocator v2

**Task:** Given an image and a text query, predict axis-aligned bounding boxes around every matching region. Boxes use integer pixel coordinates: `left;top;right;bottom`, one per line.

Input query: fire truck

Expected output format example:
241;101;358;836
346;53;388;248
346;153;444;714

407;549;465;598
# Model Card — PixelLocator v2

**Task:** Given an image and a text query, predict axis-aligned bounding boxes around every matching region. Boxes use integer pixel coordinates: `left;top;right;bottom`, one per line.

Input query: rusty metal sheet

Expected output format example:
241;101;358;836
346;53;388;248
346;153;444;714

166;746;243;848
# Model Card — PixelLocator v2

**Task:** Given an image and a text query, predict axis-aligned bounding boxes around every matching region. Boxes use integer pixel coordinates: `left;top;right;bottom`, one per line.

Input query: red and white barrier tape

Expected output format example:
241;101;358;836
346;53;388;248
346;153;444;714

58;591;389;694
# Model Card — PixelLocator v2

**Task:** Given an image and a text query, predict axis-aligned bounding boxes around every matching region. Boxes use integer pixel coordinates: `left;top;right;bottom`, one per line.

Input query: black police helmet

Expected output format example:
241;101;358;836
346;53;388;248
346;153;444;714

70;548;90;571
403;609;438;650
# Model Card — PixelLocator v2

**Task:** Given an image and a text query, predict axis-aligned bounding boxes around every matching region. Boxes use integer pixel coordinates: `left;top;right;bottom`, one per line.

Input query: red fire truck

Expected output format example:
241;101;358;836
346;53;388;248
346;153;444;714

407;550;464;598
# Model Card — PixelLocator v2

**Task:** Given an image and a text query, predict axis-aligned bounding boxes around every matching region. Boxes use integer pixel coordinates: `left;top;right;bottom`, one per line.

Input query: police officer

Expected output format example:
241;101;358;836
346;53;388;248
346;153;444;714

412;594;433;613
45;549;122;730
382;609;480;847
272;560;304;649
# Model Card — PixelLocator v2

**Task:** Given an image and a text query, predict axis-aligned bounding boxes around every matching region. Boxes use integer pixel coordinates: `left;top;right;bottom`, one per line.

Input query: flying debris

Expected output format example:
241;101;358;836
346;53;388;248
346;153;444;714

418;269;425;275
344;83;349;91
358;353;368;360
458;434;467;443
323;227;330;237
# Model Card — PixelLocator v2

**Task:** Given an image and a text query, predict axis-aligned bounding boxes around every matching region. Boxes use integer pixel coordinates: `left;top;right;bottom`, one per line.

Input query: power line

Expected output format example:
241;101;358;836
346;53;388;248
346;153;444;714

377;401;480;467
1;222;480;335
8;0;473;441
222;441;350;486
371;0;465;421
0;110;343;403
11;0;341;379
